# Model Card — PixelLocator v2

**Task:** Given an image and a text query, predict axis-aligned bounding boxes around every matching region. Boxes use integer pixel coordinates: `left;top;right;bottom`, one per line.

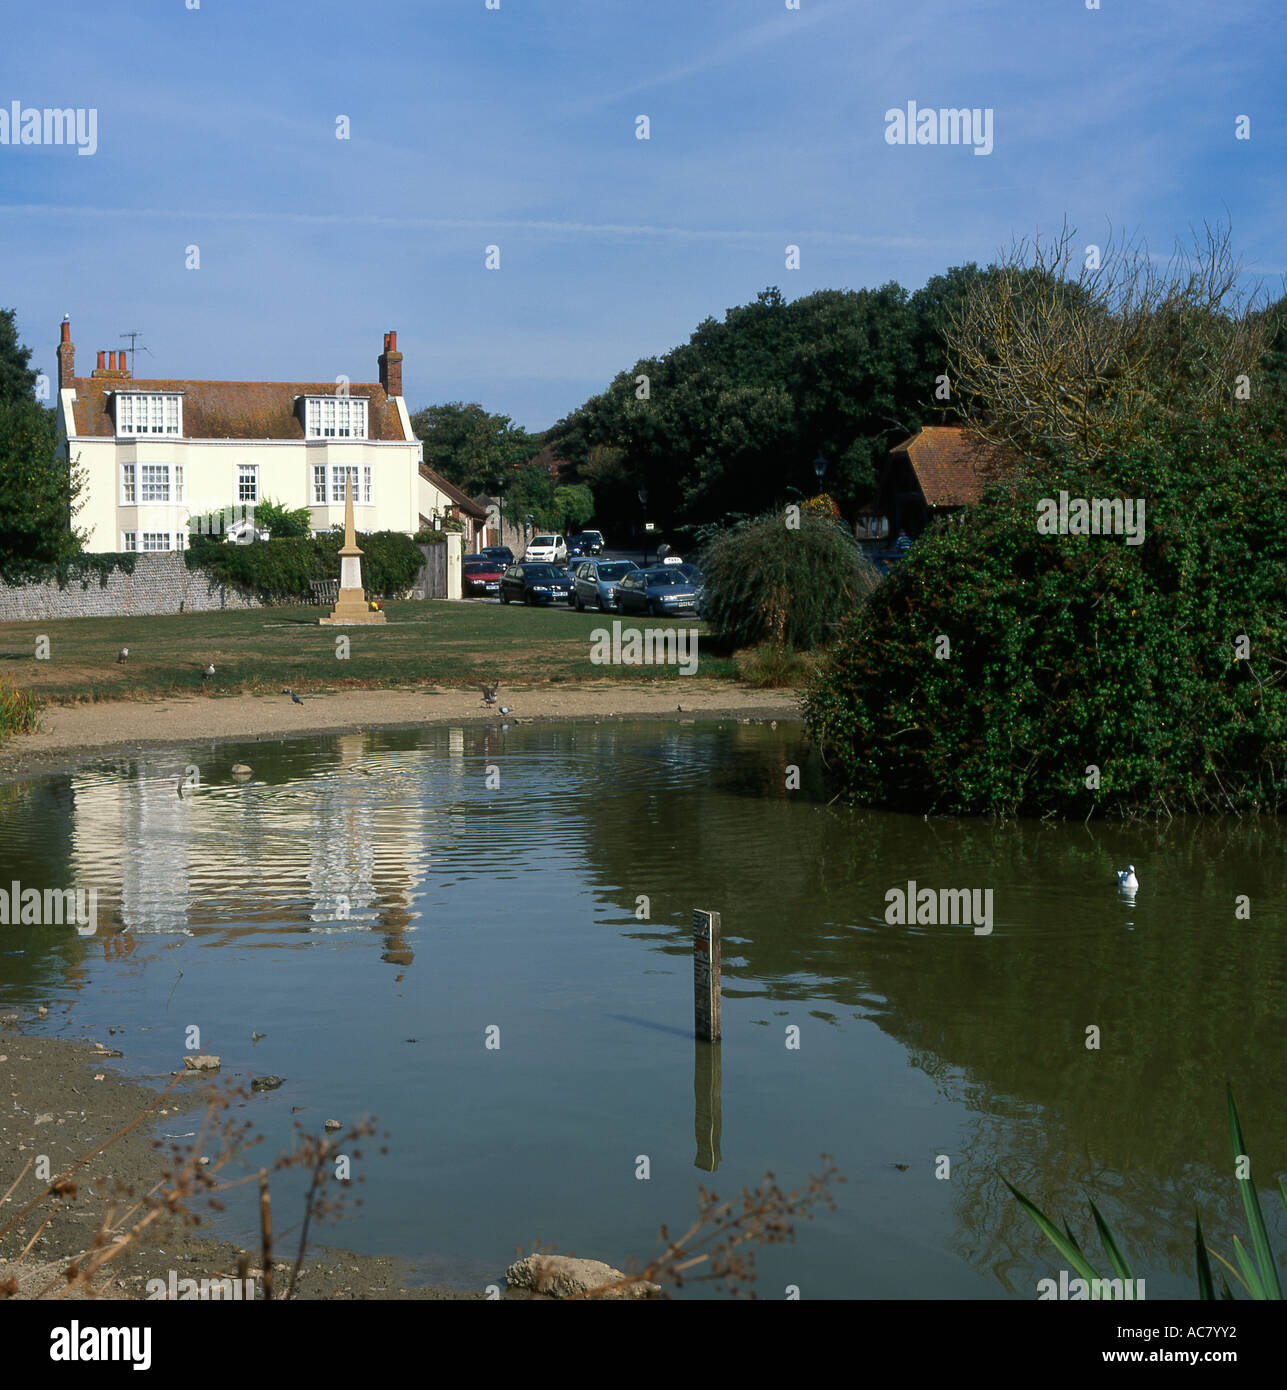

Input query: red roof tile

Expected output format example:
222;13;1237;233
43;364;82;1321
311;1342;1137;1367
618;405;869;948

419;463;487;518
892;425;997;507
69;378;409;442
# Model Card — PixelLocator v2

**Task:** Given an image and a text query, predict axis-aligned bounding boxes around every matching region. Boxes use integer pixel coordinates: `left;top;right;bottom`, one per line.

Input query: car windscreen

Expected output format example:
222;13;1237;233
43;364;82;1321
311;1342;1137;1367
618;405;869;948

597;563;635;579
644;570;685;586
523;565;561;580
531;536;556;547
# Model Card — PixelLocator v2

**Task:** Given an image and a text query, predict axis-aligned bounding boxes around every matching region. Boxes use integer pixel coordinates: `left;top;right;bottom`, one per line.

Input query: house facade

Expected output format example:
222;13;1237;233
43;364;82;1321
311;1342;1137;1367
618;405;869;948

54;320;465;553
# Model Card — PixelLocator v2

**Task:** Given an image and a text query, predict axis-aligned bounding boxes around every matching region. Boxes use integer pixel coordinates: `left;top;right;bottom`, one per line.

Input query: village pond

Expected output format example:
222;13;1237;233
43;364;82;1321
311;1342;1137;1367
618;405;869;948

1;720;1284;1298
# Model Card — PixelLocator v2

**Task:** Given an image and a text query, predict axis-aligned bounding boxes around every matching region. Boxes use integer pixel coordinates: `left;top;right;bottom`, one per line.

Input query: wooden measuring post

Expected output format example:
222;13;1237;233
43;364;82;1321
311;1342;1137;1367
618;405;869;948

693;908;722;1041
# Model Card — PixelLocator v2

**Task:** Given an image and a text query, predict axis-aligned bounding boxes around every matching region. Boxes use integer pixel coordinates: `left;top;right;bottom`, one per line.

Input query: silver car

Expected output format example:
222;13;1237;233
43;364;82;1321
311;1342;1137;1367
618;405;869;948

572;558;640;611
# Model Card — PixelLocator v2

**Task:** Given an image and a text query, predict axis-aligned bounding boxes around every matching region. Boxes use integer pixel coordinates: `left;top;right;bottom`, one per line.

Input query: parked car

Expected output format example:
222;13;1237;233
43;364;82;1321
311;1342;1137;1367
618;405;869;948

480;545;515;566
572;558;640;611
463;558;504;596
672;562;704;587
579;530;605;555
615;566;701;618
565;535;588;564
524;533;567;564
499;562;575;606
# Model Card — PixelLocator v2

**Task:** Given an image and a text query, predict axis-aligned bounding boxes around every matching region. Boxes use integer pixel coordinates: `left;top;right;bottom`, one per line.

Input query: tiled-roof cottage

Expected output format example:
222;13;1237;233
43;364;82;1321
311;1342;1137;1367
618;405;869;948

877;424;996;539
54;319;469;552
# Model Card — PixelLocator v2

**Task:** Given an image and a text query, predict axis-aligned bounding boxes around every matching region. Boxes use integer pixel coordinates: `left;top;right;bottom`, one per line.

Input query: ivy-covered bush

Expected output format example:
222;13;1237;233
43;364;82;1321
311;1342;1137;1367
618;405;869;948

804;415;1287;816
186;532;424;601
700;508;879;650
0;552;139;588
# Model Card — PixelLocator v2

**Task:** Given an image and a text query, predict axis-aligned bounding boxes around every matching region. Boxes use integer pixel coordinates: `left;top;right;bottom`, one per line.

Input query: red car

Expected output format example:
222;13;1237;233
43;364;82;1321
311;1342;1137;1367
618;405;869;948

463;558;504;596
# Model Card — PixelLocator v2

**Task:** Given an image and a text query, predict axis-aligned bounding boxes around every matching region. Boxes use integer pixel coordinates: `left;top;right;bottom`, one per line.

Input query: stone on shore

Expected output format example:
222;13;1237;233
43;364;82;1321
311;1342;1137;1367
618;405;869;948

183;1054;221;1071
505;1253;660;1300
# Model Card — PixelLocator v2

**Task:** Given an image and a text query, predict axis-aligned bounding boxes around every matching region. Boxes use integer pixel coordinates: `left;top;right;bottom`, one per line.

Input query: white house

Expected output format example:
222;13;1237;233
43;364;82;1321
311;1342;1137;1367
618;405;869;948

54;319;484;552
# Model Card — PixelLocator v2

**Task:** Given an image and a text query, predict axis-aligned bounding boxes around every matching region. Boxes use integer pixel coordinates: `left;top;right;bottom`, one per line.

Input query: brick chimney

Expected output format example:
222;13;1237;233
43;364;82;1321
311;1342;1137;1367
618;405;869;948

57;317;75;389
378;330;402;398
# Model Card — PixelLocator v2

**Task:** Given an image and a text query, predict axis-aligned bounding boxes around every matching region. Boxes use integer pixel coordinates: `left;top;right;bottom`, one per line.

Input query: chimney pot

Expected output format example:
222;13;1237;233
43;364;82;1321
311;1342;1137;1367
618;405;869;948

97;351;106;369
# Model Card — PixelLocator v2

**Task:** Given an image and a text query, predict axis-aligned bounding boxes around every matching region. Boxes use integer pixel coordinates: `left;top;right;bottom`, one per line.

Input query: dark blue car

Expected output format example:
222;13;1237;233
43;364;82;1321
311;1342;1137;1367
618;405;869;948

499;562;575;606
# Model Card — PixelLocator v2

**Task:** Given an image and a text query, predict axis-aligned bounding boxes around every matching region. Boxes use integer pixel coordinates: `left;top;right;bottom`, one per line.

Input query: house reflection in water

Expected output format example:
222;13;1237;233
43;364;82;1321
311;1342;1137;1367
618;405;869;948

63;731;451;968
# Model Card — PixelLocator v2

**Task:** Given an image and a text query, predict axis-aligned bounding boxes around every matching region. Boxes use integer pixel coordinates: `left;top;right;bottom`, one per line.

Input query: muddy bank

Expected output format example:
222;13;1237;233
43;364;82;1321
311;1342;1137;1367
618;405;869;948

0;1020;531;1300
0;683;802;785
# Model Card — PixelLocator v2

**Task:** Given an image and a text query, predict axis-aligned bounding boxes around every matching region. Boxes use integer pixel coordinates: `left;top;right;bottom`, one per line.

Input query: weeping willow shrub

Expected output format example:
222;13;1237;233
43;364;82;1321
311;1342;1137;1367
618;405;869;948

700;509;879;651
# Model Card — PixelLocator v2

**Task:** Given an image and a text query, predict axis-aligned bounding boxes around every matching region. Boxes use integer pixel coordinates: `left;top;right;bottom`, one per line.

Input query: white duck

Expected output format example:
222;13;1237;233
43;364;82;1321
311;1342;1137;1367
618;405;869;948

1116;864;1139;890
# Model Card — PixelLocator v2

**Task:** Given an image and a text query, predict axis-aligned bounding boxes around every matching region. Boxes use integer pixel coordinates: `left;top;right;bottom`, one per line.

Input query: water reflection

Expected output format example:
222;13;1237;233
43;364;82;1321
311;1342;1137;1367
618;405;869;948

0;719;1284;1298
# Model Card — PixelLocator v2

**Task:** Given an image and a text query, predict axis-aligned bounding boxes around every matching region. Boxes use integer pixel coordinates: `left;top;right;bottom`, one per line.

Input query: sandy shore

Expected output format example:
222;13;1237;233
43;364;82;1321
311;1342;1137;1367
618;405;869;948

0;681;802;784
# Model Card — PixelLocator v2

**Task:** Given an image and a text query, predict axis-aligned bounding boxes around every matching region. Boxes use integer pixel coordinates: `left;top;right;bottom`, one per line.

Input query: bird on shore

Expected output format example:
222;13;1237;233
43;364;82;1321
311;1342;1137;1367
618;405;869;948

117;647;129;663
203;664;215;681
498;705;514;716
283;687;304;705
479;681;500;707
1117;864;1139;889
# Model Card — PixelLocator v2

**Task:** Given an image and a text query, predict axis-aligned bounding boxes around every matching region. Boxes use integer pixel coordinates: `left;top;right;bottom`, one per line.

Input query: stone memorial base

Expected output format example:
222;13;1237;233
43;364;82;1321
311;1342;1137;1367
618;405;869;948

319;586;386;625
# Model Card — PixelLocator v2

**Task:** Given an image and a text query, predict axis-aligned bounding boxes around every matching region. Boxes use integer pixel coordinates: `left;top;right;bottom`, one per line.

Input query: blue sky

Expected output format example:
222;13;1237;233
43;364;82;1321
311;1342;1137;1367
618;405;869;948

2;0;1282;432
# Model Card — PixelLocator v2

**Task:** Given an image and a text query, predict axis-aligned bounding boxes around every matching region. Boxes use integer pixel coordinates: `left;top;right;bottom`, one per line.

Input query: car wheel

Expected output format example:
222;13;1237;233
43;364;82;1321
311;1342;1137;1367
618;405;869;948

575;593;584;611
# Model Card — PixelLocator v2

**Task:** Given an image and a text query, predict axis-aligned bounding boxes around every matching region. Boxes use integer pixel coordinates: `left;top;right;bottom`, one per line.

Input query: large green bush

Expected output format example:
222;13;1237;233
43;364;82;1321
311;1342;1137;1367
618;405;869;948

700;509;879;650
186;532;424;601
804;415;1287;816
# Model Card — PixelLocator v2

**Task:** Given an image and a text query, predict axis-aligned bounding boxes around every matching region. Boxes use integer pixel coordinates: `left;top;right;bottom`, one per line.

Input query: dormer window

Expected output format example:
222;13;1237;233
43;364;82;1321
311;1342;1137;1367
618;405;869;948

116;392;182;436
305;396;367;439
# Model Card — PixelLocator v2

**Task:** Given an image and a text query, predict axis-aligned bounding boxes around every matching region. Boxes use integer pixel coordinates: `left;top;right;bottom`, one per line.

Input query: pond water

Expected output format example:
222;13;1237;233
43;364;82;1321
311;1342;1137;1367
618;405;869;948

1;720;1285;1299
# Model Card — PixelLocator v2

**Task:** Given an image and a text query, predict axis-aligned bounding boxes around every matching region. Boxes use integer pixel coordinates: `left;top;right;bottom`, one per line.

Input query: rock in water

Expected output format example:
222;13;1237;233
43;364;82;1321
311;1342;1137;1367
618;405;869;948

251;1075;284;1092
183;1054;221;1071
504;1254;660;1300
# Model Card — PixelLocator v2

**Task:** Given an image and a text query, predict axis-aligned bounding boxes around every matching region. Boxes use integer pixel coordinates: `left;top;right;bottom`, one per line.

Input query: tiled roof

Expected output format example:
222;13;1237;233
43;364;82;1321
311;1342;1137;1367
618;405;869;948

68;378;409;442
892;425;996;507
419;463;487;518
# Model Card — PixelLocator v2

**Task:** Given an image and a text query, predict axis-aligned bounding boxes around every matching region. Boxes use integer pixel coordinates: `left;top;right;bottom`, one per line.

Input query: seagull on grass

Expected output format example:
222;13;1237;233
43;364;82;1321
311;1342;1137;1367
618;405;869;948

117;647;129;663
282;688;305;705
203;664;215;681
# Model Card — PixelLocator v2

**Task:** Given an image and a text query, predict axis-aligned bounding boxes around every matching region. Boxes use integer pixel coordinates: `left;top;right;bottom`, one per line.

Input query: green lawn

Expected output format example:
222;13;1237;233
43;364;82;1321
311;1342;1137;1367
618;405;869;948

0;600;734;704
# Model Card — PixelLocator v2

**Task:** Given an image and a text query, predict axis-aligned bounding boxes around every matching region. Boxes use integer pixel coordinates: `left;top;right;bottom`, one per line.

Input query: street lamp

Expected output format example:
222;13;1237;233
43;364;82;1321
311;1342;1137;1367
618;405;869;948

637;486;649;566
812;451;828;495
